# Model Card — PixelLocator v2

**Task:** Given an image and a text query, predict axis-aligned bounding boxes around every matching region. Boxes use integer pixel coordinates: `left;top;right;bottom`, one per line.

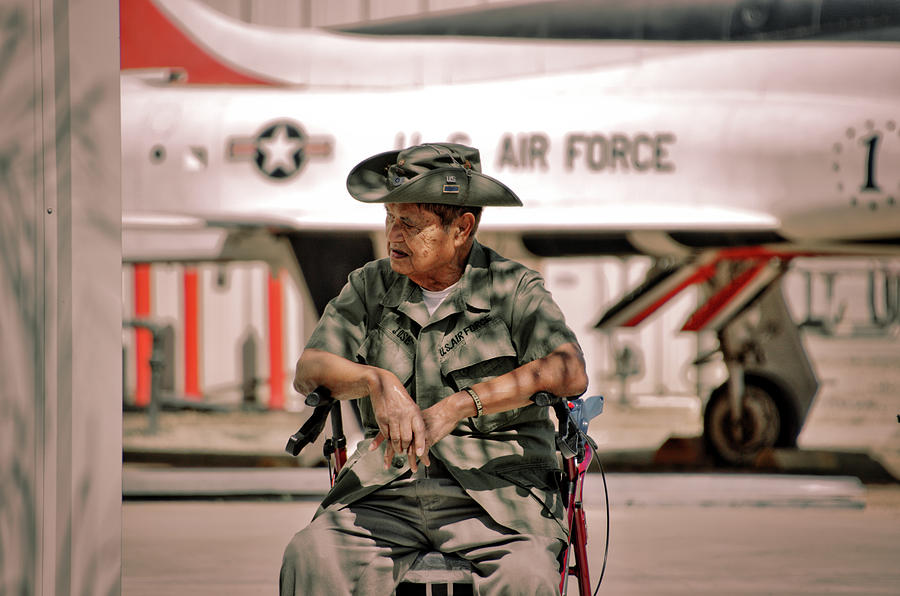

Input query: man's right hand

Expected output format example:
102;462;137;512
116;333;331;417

294;349;429;472
367;369;429;473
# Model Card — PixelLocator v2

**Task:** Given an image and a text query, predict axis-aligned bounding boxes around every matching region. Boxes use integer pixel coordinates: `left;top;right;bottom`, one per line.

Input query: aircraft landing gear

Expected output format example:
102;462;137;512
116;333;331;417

704;379;781;465
701;280;819;466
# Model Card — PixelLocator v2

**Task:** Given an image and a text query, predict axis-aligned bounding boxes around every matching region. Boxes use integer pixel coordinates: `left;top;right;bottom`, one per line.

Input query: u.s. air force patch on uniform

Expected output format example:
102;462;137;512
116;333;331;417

438;315;495;358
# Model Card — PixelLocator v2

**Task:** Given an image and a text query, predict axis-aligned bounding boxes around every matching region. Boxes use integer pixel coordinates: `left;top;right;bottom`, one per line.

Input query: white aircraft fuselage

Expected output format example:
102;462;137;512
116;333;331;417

122;40;900;254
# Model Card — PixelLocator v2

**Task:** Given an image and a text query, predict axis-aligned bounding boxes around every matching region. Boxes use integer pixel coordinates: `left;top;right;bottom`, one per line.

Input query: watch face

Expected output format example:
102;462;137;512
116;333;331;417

832;120;899;213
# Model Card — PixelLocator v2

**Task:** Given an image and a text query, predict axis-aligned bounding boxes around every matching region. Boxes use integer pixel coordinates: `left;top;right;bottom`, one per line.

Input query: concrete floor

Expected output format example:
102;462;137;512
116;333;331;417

122;477;900;595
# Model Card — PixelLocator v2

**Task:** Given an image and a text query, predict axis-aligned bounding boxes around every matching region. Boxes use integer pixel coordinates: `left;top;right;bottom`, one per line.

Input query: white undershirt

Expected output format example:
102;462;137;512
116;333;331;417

421;281;459;316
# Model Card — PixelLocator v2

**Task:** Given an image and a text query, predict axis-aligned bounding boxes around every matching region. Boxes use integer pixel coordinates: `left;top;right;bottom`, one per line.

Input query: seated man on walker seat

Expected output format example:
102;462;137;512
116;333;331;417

280;143;589;596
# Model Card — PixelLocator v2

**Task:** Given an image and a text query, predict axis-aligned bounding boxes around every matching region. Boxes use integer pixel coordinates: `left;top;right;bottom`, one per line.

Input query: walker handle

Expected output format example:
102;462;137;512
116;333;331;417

304;386;334;407
284;386;335;456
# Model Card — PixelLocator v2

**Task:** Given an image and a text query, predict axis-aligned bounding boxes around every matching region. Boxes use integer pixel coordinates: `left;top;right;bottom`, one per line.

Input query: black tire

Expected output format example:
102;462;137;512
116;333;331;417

703;379;781;465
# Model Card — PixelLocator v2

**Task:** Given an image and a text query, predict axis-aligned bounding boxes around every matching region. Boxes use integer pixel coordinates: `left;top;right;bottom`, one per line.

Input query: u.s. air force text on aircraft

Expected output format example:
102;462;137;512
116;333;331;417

497;132;677;172
415;132;677;172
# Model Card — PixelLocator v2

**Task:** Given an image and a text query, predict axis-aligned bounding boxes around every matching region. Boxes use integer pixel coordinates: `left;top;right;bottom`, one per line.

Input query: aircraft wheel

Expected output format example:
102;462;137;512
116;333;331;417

703;380;781;465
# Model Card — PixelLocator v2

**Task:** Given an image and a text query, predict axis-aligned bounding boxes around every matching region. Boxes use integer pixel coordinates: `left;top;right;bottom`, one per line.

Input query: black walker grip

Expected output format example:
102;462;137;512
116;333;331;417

530;391;560;407
285;405;329;456
304;386;334;407
284;387;335;456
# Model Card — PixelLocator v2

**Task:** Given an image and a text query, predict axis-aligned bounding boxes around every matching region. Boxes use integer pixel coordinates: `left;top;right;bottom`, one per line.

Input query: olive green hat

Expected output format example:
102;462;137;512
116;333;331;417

346;143;522;207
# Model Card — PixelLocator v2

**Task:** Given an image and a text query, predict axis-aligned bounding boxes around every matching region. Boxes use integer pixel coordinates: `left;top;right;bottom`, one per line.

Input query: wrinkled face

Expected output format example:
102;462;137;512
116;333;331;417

384;203;467;290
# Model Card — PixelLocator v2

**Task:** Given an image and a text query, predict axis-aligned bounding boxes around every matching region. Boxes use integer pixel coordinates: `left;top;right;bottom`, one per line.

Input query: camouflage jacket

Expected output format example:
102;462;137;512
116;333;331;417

306;241;580;541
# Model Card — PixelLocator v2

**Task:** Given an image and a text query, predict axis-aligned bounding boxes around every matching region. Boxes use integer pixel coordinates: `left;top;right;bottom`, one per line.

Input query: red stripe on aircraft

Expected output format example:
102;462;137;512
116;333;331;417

306;140;335;157
622;262;717;327
607;248;825;331
227;140;257;158
120;0;278;85
133;263;152;407
267;271;285;410
183;268;201;398
621;247;811;328
681;260;769;332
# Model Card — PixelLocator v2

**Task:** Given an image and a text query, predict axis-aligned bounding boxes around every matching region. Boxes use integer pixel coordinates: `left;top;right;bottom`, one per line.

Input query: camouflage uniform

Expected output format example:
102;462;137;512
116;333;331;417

281;241;580;595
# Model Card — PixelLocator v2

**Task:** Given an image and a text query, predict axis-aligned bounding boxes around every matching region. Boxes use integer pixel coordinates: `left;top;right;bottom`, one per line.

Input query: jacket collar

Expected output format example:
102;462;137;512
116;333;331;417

452;241;491;313
380;241;492;326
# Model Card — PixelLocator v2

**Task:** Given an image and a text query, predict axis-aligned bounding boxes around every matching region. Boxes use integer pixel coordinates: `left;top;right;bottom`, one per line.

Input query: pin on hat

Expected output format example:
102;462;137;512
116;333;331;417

346;143;522;207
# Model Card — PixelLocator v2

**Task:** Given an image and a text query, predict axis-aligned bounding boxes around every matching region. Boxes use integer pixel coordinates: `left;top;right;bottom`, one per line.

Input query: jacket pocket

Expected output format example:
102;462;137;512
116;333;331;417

439;318;520;433
355;326;415;430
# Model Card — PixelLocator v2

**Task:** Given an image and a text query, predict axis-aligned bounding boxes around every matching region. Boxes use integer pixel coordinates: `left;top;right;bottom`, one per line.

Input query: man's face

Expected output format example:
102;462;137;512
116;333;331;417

384;203;462;290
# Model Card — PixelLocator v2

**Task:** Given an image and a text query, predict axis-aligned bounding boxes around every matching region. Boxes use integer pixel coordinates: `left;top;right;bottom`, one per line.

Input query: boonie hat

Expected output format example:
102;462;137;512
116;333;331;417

346;143;522;207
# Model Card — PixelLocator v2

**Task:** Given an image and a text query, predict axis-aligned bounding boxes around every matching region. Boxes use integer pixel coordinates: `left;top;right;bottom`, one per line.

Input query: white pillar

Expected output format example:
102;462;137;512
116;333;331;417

0;1;122;594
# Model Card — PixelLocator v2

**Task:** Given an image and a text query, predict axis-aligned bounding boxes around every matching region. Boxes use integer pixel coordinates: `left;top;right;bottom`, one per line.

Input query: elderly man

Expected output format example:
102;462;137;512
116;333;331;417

281;143;588;595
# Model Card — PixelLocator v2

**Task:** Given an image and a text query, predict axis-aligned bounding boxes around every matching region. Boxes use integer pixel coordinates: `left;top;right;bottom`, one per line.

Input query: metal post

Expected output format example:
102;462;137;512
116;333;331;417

147;327;166;434
125;319;167;434
241;331;259;407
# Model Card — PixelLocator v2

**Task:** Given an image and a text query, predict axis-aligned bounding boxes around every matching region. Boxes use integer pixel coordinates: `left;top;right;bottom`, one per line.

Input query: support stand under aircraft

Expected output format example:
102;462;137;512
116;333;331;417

596;251;818;464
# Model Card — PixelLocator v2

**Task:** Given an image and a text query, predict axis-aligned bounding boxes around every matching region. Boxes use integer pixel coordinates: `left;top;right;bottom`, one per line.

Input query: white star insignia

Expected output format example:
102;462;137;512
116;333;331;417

258;124;303;175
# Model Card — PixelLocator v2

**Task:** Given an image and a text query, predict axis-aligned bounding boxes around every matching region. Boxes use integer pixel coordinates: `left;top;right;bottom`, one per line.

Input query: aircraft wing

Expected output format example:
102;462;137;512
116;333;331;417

123;201;779;259
478;203;779;232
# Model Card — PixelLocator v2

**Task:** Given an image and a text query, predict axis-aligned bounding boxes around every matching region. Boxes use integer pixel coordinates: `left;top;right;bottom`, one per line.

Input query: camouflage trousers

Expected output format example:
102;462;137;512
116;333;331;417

280;466;563;596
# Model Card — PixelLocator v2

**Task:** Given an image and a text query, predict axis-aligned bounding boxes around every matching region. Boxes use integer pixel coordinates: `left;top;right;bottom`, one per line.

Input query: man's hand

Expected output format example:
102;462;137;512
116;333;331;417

421;397;465;452
372;391;470;472
367;371;429;472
